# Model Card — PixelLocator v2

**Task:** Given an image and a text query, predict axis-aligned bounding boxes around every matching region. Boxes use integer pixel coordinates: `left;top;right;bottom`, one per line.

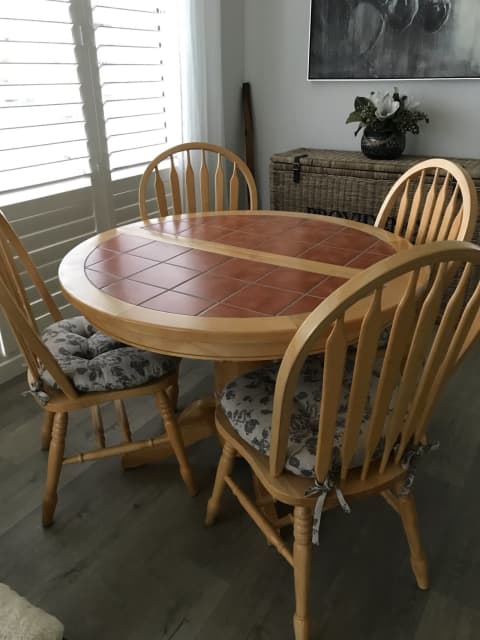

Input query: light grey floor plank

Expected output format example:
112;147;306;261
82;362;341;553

1;349;479;639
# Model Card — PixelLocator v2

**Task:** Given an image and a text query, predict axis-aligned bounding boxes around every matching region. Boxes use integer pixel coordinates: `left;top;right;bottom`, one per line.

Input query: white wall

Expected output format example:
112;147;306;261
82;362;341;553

244;0;480;206
221;0;245;156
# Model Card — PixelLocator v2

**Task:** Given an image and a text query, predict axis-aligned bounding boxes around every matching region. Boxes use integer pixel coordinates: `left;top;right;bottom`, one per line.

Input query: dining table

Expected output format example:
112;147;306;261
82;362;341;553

58;209;411;469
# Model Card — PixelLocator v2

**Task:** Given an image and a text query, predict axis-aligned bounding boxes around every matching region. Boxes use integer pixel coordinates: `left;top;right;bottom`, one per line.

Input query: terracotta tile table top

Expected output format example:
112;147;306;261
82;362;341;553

83;213;396;317
59;210;410;361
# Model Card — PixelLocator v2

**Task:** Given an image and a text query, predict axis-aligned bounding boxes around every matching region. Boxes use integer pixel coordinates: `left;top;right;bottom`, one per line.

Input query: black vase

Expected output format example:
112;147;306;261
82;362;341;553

361;124;406;160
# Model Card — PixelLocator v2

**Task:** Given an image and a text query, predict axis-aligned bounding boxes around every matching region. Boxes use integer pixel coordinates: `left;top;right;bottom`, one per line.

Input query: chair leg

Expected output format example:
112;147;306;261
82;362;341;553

114;400;132;443
154;390;197;496
251;471;281;539
292;506;313;640
167;380;179;412
397;492;429;590
91;405;106;448
40;411;54;451
205;443;236;526
42;412;68;528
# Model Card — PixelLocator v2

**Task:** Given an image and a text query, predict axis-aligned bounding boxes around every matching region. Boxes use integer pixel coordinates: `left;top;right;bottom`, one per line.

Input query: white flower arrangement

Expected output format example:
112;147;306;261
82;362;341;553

346;87;429;136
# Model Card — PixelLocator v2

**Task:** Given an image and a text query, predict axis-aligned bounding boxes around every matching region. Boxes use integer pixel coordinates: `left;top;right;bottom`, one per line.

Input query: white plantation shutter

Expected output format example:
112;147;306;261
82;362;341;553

91;0;181;226
0;1;92;206
0;0;96;381
0;0;182;382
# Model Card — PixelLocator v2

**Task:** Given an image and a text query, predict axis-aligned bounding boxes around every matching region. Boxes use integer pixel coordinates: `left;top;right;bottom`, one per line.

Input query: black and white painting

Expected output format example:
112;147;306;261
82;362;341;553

308;0;480;79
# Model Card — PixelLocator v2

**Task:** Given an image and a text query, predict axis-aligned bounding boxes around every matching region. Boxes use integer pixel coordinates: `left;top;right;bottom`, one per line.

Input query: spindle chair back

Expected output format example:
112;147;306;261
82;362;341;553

206;240;480;640
138;142;258;223
375;158;477;244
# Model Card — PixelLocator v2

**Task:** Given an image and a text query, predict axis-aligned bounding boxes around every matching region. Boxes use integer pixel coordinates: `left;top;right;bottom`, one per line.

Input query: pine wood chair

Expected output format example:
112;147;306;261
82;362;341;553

138;141;258;223
0;210;196;527
205;240;480;640
374;158;478;243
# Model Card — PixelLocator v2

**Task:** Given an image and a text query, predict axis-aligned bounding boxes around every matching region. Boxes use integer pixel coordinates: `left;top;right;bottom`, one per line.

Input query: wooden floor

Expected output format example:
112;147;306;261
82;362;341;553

1;349;480;640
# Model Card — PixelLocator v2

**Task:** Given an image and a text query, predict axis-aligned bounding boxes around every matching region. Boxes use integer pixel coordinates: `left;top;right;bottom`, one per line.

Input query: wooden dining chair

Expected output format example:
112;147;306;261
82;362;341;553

205;240;480;640
0;210;196;527
374;158;478;243
138;141;258;223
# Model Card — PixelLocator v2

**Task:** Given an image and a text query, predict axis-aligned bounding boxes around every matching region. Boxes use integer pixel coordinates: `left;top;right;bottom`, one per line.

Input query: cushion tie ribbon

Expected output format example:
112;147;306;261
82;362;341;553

399;440;440;496
305;474;351;545
23;384;50;407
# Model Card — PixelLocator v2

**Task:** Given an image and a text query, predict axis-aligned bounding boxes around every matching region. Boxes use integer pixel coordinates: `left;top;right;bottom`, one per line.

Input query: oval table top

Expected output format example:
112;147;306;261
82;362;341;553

59;210;411;361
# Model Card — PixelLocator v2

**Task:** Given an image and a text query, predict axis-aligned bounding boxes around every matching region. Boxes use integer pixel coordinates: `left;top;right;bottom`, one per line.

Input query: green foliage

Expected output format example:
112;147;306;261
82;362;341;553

346;88;429;137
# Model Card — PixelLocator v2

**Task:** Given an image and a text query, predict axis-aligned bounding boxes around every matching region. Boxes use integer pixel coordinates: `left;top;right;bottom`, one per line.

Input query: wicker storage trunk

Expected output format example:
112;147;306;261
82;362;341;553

269;148;480;244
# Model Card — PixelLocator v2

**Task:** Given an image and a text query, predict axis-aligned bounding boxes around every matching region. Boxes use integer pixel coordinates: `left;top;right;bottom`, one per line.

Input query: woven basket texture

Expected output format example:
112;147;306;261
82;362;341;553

270;148;480;245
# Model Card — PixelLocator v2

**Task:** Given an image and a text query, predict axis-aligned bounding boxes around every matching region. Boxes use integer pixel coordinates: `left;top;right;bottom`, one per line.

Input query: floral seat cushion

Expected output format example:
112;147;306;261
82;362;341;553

220;355;380;478
40;316;178;393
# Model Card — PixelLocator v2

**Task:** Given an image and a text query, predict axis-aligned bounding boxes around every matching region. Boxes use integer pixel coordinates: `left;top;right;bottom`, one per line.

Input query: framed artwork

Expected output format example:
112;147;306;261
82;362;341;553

308;0;480;80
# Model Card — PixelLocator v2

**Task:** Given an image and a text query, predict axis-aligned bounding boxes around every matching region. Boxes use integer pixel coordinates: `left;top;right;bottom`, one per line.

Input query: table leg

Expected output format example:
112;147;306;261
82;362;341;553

121;398;216;469
214;360;267;395
122;360;267;470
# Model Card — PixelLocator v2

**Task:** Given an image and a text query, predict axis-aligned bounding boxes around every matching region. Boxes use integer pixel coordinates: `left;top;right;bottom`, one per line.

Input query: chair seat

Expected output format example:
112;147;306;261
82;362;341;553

220;356;380;478
40;316;178;393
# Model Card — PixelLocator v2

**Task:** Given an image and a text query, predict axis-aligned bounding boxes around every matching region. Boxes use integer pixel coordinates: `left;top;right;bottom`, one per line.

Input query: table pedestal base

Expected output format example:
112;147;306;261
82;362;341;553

121;360;284;528
121;398;217;469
